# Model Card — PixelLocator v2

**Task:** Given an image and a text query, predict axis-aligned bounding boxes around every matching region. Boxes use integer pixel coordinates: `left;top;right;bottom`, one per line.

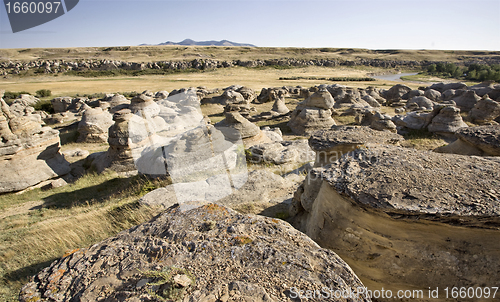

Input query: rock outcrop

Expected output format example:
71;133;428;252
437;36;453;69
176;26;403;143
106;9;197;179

20;202;369;302
248;139;314;166
435;125;500;156
289;142;500;296
355;108;397;132
0;95;70;193
307;126;403;167
405;96;435;111
90;109;137;173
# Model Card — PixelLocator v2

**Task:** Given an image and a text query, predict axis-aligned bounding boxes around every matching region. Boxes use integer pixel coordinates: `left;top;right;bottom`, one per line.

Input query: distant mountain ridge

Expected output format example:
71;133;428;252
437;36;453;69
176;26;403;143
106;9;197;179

140;39;256;47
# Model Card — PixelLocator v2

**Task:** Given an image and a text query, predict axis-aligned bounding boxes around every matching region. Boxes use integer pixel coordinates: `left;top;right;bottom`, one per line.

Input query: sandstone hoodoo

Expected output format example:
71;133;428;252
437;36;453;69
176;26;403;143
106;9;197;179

289;138;500;295
427;105;468;135
216;111;280;147
288;88;337;135
0;94;70;193
435;125;500;156
20;202;370;302
90;109;137;173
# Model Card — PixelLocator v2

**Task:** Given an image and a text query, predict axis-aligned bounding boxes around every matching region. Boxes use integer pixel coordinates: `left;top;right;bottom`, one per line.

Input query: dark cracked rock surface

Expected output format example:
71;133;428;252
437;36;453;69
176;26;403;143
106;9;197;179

20;202;370;302
308;126;403;153
319;144;500;219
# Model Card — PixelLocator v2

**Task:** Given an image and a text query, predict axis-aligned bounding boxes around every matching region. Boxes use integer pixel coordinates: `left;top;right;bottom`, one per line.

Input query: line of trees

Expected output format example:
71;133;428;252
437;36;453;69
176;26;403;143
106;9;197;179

426;63;500;82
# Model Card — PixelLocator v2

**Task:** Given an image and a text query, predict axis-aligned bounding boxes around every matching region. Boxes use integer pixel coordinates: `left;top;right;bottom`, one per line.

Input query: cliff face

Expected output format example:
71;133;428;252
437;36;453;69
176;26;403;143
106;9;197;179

20;202;370;302
289;143;500;296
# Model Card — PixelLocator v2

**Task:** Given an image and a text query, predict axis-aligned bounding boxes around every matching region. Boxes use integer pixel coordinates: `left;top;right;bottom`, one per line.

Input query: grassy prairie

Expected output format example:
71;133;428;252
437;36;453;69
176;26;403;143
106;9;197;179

0;172;171;301
0;65;424;97
1;46;499;63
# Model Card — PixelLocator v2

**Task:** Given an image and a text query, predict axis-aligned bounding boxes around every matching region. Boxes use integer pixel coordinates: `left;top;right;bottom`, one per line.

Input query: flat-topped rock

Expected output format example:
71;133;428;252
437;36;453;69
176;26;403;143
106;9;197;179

321;144;500;217
309;125;403;152
20;203;368;302
308;126;403;167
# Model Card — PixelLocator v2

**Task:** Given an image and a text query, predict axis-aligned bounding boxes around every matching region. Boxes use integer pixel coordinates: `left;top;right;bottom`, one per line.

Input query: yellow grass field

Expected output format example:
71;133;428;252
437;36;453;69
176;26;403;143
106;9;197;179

0;66;425;97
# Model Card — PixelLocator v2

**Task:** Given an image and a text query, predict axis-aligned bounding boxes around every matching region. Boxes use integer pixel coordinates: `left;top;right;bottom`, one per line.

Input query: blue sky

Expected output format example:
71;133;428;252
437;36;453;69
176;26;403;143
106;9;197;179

0;0;499;50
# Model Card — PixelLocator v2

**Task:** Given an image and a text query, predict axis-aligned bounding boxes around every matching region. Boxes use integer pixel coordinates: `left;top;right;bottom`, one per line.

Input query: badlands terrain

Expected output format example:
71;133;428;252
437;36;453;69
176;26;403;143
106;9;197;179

0;46;499;301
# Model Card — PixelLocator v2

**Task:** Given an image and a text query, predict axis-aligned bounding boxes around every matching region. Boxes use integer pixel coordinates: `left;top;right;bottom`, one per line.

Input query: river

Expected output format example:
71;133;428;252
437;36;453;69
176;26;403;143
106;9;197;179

372;72;418;82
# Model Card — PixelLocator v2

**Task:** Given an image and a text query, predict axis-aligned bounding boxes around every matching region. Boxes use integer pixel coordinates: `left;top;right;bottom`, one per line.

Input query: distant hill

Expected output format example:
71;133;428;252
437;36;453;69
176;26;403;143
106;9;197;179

140;39;256;47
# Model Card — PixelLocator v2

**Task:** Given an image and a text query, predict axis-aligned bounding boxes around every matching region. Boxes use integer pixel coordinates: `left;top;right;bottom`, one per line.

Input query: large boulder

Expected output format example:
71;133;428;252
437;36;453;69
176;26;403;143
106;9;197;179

270;96;289;115
76;107;114;143
469;81;500;99
435;125;500;156
468;95;500;124
216;112;260;139
429;82;467;93
20;202;369;302
392;111;433;130
51;97;73;113
383;84;412;105
236;86;256;103
424;88;441;101
248;139;314;166
106;94;131;113
356;108;397;132
255;87;287;104
361;95;381;107
218;89;247;105
405;96;435;111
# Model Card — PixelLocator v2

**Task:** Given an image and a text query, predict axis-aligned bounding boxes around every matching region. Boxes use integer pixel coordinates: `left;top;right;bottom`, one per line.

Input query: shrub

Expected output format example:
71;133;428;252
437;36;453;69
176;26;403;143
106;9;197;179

36;89;52;98
33;99;54;113
2;91;30;101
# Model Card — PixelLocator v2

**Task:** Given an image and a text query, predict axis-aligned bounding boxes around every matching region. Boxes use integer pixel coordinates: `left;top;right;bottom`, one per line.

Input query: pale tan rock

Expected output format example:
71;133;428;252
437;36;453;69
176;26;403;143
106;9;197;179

77;107;114;143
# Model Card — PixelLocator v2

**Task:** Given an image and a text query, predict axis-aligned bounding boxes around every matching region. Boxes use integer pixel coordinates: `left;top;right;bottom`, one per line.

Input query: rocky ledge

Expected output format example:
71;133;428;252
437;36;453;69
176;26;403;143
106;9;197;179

20;202;369;302
307;144;500;218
